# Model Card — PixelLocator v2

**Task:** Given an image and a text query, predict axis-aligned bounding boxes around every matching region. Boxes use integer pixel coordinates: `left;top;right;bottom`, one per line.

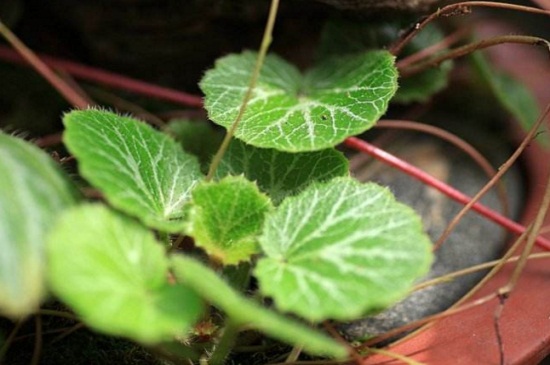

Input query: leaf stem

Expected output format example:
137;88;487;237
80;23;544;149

37;309;79;321
205;0;280;181
170;256;347;358
384;223;534;347
413;252;550;292
31;316;43;365
433;103;550;251
376;119;509;215
49;323;85;344
343;137;550;250
209;320;241;365
0;19;90;109
399;35;550;77
0;45;204;108
285;345;303;362
390;1;550;56
0;320;24;359
501;152;550;293
363;347;426;365
359;291;499;349
396;27;470;69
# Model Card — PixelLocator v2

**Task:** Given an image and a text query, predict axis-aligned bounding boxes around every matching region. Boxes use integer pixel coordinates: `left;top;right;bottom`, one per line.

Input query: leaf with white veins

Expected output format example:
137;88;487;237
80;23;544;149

63;109;204;232
255;177;433;322
188;176;272;265
0;132;77;318
216;140;349;204
200;51;397;152
170;255;347;358
47;204;203;344
318;20;452;103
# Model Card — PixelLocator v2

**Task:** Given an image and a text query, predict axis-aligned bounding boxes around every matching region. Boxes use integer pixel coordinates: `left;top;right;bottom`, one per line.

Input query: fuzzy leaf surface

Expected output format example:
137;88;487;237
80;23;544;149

63;109;203;232
216;140;349;204
318;20;451;103
188;176;272;265
200;51;397;152
0;132;77;318
255;178;433;322
170;255;347;358
166;119;223;171
47;204;203;344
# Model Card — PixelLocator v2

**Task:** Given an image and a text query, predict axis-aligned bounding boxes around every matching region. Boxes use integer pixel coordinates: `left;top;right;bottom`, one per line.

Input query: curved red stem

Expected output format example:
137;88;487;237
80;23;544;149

0;45;203;108
2;44;547;250
344;137;550;250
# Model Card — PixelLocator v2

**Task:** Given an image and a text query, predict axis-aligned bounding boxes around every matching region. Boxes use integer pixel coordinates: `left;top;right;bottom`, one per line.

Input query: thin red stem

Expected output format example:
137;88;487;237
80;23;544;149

0;45;203;108
344;137;550;250
0;21;90;109
376;119;509;215
396;27;470;69
1;28;546;254
390;1;550;56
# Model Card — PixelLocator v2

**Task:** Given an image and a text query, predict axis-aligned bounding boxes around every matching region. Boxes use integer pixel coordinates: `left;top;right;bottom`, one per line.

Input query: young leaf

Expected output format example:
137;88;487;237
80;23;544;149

166;119;223;171
63;109;204;232
255;177;433;322
216;139;349;204
47;204;203;344
188;176;273;265
200;50;397;152
471;52;549;147
0;132;77;318
318;20;452;103
170;255;348;358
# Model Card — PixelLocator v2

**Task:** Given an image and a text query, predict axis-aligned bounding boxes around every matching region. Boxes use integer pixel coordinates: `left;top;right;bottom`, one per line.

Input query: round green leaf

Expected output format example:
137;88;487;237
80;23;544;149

318;20;451;103
0;132;77;318
255;177;433;322
47;204;203;344
188;176;272;265
216;140;349;204
200;50;397;152
63;109;204;232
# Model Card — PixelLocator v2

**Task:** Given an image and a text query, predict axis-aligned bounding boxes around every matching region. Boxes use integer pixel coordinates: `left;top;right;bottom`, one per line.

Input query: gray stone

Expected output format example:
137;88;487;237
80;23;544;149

341;134;523;340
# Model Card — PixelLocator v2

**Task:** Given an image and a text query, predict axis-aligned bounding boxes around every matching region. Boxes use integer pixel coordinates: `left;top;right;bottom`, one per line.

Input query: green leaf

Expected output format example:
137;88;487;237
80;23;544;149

471;52;548;148
47;204;203;344
255;177;433;322
170;255;348;358
63;109;204;232
216;140;349;204
318;20;452;103
188;176;272;265
200;50;397;152
0;132;77;318
166;119;223;171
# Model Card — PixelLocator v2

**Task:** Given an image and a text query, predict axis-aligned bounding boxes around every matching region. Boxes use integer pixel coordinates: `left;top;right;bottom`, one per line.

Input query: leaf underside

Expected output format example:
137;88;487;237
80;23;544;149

255;177;433;322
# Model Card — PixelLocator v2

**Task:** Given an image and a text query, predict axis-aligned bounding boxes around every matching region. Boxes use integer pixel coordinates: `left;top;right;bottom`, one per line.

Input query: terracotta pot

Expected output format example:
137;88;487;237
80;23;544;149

361;22;550;365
